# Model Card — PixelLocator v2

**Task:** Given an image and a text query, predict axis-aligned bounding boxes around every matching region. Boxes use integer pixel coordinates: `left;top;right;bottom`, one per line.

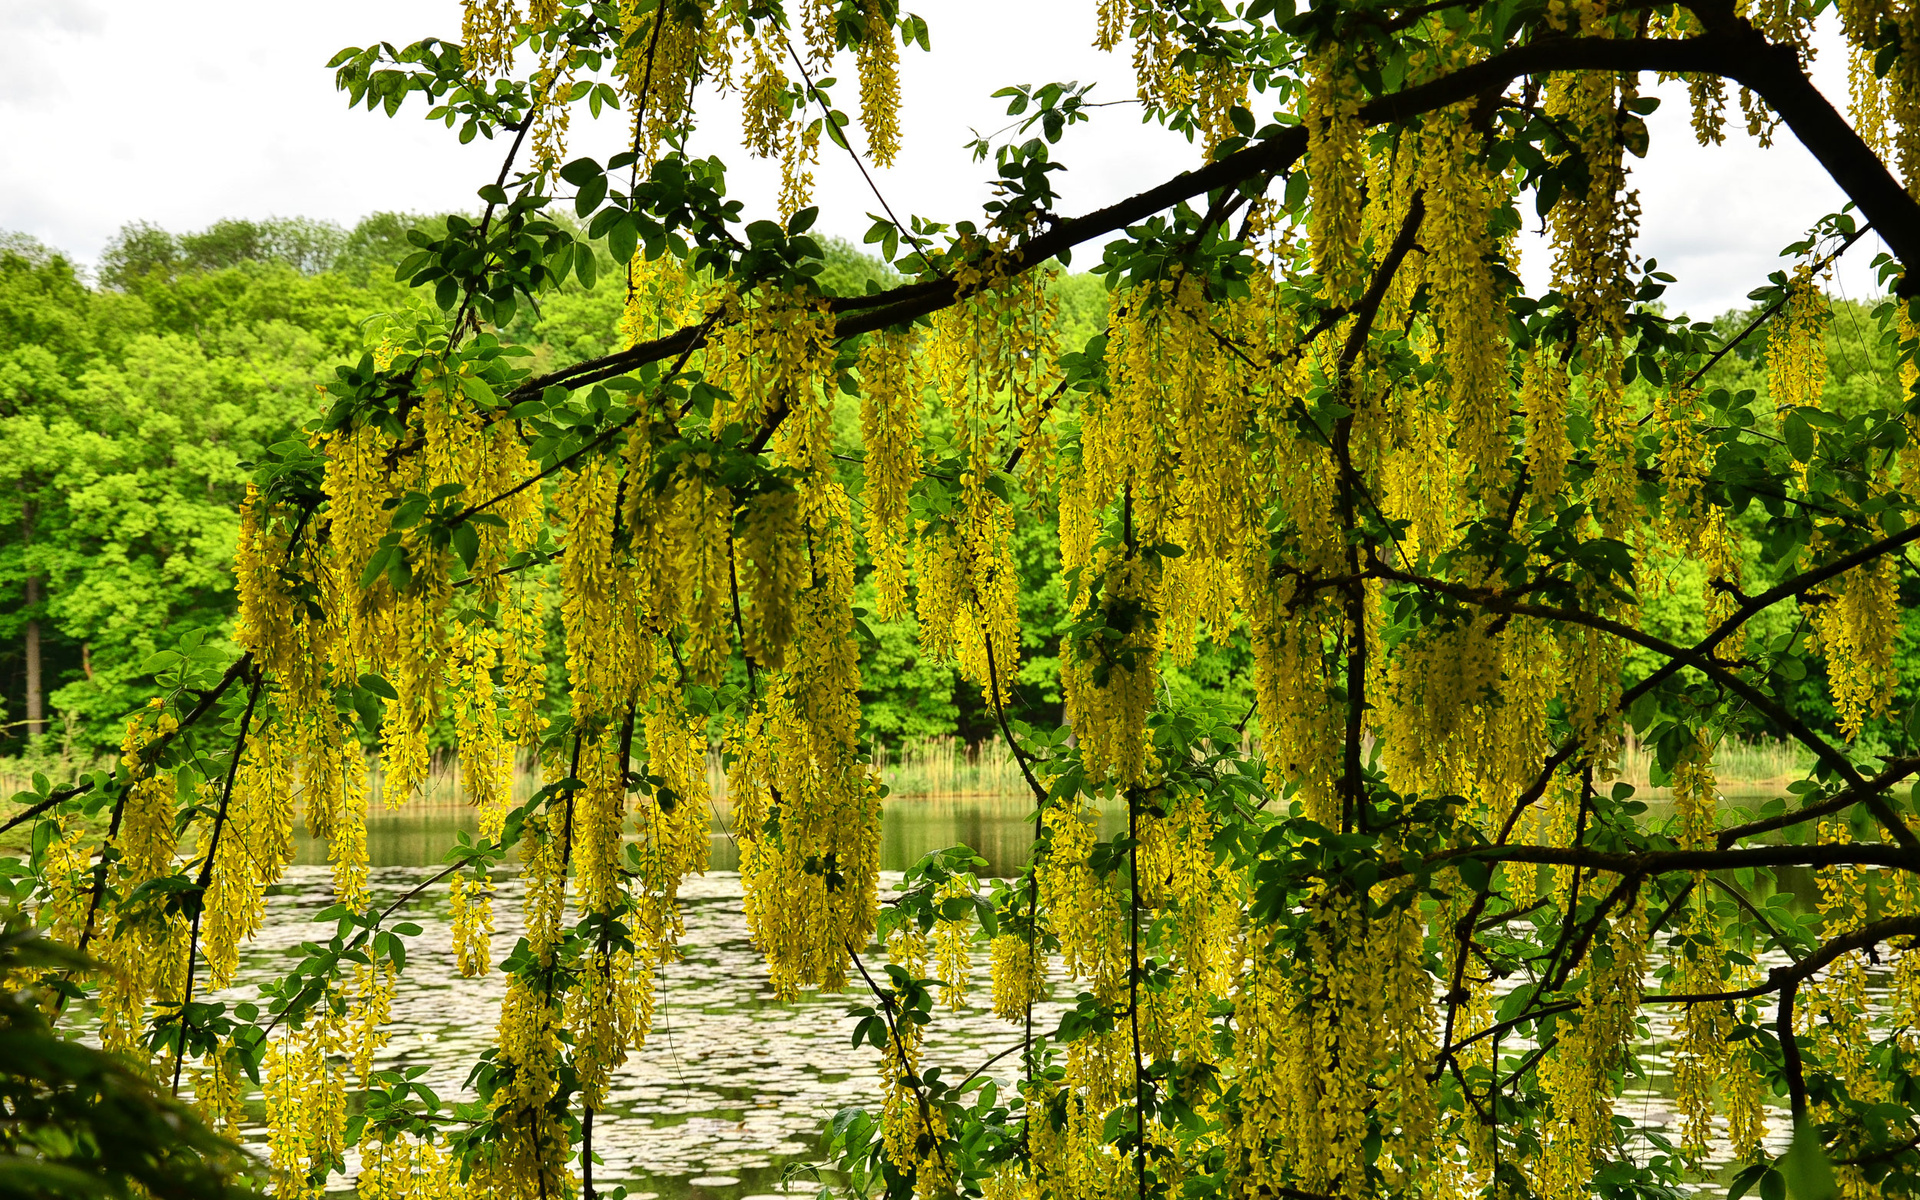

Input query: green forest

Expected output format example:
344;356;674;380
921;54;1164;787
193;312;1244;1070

0;214;1910;770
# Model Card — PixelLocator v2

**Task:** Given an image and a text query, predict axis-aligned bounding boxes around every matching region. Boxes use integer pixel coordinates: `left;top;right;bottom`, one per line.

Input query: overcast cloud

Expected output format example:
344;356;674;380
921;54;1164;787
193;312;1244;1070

0;0;1886;319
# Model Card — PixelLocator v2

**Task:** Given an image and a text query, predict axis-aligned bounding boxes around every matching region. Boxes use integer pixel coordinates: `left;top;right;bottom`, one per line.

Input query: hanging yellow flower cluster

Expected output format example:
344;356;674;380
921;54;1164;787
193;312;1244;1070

858;326;923;617
1770;265;1831;416
459;0;908;190
1304;49;1368;302
914;259;1051;705
855;0;903;167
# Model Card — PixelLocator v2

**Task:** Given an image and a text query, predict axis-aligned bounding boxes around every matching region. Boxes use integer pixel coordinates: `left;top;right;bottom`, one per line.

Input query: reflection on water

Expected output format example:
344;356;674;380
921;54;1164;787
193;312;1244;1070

261;787;1862;1194
1639;789;1837;915
292;795;1127;877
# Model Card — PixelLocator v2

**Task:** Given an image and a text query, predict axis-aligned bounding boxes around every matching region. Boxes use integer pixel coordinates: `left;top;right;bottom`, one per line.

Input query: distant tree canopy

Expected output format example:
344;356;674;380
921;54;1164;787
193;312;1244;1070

18;3;1920;1200
0;216;428;754
93;215;441;289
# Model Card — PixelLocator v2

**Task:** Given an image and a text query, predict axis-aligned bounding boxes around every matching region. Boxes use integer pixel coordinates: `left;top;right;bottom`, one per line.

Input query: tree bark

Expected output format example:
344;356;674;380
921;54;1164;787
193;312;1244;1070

24;573;42;739
20;496;42;740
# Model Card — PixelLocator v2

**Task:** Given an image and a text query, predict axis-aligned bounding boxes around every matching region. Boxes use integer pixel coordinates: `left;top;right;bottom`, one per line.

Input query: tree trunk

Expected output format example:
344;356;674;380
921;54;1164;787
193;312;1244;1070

23;573;42;739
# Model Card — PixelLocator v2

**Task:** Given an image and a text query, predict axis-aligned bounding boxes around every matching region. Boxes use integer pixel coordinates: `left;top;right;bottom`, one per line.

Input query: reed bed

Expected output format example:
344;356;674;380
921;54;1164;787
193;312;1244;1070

703;736;1030;803
344;736;1034;814
0;732;1819;825
1612;735;1808;791
869;736;1029;798
362;733;1820;809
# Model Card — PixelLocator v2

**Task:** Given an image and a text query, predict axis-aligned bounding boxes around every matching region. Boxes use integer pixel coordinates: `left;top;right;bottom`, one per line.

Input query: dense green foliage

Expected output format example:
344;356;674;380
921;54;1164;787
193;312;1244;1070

1629;296;1920;751
0;929;257;1198
0;220;419;755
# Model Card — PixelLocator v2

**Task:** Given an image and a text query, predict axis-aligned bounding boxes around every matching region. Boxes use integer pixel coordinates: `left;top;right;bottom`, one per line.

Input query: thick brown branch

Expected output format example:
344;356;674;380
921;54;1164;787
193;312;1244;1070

1767;914;1920;1117
515;26;1920;405
1716;757;1920;846
1381;839;1919;882
1438;913;1920;1071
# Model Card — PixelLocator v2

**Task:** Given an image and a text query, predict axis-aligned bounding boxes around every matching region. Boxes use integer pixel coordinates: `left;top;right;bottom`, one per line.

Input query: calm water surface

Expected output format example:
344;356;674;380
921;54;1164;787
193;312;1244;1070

259;797;1120;1198
242;790;1862;1195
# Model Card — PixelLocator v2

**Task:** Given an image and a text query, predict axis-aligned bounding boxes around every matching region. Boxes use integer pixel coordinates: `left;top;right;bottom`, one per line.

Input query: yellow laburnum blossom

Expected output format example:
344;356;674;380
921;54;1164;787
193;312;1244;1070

858;327;923;619
931;875;974;1009
450;874;495;977
1811;553;1902;738
855;1;902;167
988;931;1045;1022
202;725;296;989
617;0;709;165
1304;50;1367;300
1770;265;1830;419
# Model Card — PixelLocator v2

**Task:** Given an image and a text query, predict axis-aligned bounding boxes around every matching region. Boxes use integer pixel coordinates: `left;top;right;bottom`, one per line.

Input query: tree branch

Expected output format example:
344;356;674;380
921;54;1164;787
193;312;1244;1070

516;27;1920;403
1383;839;1919;882
1373;562;1920;850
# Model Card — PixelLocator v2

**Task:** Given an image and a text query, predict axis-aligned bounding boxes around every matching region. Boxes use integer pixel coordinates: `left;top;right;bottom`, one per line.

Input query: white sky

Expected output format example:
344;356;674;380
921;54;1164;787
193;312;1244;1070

0;0;1889;319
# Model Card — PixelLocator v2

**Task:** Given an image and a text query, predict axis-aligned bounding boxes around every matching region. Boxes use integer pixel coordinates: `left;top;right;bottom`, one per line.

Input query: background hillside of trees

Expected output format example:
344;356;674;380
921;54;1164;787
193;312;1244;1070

0;215;1911;766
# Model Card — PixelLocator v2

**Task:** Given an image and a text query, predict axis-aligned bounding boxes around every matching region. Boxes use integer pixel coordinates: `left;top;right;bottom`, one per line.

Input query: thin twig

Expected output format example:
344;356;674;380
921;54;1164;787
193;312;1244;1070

172;664;265;1095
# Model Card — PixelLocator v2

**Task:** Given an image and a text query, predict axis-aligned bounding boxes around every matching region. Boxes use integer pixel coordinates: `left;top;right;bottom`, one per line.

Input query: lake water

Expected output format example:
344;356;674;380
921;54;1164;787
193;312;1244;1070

252;797;1122;1198
228;791;1854;1195
290;794;1112;878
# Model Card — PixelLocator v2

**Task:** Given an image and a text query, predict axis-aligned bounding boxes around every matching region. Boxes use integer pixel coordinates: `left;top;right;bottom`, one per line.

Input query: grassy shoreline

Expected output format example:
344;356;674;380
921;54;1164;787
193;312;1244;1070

4;733;1820;825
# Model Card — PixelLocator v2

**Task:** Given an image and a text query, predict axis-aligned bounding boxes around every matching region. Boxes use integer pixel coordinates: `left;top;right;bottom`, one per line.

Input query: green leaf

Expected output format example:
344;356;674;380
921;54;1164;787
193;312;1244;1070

607;215;638;265
1455;855;1492;893
359;544;396;591
558;157;603;187
460;376;497;408
1783;409;1815;462
140;650;183;675
1494;983;1537;1023
1284;169;1309;212
575;171;608;217
1727;1163;1768;1200
359;674;399;701
1781;1124;1836;1199
452;522;480;571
